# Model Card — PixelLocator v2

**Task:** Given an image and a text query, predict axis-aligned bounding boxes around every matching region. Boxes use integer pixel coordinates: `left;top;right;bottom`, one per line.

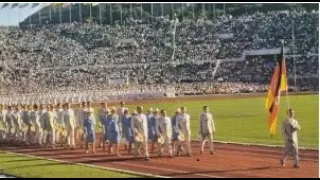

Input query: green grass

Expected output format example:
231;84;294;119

95;94;318;148
0;152;144;178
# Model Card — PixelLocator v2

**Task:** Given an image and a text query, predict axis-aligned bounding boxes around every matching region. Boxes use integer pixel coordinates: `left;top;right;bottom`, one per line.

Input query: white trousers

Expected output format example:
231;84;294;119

42;129;47;144
55;128;60;143
34;126;42;144
281;140;299;166
158;139;173;156
66;128;75;147
46;129;56;146
134;140;149;158
201;133;214;153
0;129;6;140
177;135;192;155
14;127;24;141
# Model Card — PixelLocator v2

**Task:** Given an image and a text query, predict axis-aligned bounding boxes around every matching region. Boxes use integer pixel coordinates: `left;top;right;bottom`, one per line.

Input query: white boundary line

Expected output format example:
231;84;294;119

64;155;226;178
115;161;226;178
4;151;170;178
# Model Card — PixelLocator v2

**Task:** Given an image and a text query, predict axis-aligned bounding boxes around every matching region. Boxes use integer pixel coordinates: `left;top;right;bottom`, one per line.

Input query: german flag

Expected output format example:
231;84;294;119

264;44;288;136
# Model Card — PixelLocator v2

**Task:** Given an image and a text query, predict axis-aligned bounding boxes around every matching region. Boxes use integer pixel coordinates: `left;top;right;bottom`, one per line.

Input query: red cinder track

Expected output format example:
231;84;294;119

0;138;318;178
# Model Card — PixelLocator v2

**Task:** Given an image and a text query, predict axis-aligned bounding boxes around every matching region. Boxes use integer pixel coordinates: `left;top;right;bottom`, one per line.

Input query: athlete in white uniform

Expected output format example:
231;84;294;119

63;103;76;150
176;106;192;156
199;106;215;155
131;106;150;161
156;109;173;157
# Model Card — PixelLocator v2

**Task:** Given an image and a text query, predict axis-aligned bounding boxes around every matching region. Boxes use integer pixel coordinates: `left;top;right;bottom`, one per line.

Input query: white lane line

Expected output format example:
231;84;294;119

58;155;225;178
5;152;168;178
114;161;226;178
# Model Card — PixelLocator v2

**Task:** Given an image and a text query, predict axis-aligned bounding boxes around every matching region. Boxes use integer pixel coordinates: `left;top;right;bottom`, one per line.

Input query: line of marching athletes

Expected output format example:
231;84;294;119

0;102;216;161
0;102;90;149
96;102;216;160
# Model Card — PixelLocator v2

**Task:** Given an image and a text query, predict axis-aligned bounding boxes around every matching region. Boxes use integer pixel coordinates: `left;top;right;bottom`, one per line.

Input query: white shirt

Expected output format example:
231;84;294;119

199;112;215;134
118;107;126;117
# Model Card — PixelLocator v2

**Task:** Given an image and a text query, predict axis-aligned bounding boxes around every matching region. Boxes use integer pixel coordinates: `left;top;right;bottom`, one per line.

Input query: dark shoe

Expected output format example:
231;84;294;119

144;157;150;161
210;151;215;155
280;159;285;168
176;150;180;157
293;164;300;168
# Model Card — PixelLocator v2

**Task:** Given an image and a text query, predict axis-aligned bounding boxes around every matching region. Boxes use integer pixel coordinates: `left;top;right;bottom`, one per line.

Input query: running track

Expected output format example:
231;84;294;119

0;140;318;178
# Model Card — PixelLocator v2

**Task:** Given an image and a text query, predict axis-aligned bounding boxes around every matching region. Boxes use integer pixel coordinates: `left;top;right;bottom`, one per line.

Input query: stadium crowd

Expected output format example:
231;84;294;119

0;10;318;96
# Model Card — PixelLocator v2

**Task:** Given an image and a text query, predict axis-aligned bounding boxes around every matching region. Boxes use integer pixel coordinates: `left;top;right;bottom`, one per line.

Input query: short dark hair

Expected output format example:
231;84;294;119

287;109;294;114
160;109;166;115
203;106;208;109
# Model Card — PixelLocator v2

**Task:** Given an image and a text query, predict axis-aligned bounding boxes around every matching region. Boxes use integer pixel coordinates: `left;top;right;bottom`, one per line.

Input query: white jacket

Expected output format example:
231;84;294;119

40;110;47;129
55;109;64;126
63;109;76;130
281;118;300;144
35;110;42;128
5;111;13;127
29;110;37;127
199;112;215;134
75;108;85;128
0;110;6;126
131;113;148;140
176;113;191;138
12;111;23;129
156;116;173;141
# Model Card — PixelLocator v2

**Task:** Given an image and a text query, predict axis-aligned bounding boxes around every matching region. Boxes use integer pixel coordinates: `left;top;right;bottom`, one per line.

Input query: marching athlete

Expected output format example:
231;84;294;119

63;103;76;150
280;109;301;168
121;109;134;154
83;109;96;154
176;106;192;157
131;106;149;161
156;109;173;157
199;106;215;155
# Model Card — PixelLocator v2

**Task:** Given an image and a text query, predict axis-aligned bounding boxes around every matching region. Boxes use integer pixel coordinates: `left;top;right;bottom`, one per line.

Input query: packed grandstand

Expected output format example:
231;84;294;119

0;3;318;98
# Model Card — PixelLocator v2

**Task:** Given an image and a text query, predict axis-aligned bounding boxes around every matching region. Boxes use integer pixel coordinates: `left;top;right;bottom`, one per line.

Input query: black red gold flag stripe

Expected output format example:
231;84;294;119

264;44;288;136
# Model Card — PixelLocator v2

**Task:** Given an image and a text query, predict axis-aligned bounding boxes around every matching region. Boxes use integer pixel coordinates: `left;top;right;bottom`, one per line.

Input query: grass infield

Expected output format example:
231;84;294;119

94;94;318;149
0;152;144;178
